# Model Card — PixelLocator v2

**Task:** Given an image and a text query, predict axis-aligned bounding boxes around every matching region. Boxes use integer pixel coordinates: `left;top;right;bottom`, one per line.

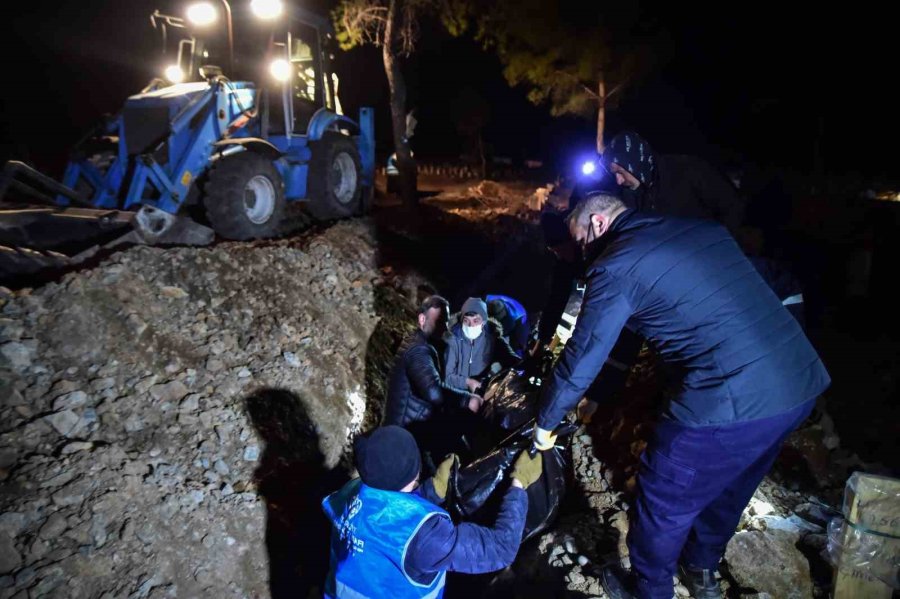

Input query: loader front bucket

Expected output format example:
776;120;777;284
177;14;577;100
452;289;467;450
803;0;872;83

0;156;216;285
0;204;214;285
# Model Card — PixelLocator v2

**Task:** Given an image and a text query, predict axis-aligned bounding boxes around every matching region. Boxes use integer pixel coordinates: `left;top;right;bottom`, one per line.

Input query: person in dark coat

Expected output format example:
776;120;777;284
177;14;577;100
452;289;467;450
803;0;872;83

323;425;543;598
533;194;830;599
532;132;761;418
537;131;747;351
444;297;520;394
384;295;484;468
599;131;746;233
601;133;807;329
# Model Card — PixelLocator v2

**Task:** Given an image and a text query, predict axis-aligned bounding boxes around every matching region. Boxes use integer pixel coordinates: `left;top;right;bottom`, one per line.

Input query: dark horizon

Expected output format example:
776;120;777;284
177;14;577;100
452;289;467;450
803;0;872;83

2;0;895;188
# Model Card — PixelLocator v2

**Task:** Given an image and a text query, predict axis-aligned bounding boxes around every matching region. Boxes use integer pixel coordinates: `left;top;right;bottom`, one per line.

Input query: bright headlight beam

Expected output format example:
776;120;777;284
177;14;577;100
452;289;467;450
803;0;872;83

186;2;217;26
251;0;284;19
165;65;185;83
269;59;291;82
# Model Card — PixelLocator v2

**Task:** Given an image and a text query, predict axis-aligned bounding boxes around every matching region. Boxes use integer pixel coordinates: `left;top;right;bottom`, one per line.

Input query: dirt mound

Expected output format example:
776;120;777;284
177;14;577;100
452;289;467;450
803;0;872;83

0;219;418;598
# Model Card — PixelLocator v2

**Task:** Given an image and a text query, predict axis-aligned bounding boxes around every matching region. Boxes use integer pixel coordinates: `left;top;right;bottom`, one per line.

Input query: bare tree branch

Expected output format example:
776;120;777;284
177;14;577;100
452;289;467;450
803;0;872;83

338;1;390;47
604;81;628;102
580;83;601;101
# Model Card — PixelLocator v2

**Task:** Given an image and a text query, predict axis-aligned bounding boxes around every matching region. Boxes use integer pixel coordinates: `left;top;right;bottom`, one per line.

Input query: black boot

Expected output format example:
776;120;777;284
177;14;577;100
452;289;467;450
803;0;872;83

678;564;723;599
599;564;638;599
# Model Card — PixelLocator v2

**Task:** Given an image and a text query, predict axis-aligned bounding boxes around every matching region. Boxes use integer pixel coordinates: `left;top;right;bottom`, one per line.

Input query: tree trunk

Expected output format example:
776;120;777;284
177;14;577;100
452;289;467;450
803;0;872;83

596;77;606;154
383;0;417;207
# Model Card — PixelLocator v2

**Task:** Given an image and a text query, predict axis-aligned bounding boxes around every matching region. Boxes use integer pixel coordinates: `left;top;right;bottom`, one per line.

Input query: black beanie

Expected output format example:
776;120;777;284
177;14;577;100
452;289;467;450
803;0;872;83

487;299;508;321
354;426;421;491
600;131;657;186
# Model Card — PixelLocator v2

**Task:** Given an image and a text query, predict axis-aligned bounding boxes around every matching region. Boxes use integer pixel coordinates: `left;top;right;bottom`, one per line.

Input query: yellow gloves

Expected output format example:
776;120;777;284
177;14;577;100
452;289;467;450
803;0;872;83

431;454;458;500
511;451;543;489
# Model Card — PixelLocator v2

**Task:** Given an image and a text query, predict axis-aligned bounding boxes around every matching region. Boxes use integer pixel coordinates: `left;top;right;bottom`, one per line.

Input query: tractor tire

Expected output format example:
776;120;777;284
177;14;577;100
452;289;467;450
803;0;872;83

306;132;363;221
204;151;286;240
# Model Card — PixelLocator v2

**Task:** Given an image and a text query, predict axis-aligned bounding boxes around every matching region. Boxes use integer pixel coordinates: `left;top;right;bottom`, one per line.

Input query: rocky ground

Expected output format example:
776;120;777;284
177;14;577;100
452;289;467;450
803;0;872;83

0;180;895;599
0;220;422;599
530;414;841;599
505;348;890;599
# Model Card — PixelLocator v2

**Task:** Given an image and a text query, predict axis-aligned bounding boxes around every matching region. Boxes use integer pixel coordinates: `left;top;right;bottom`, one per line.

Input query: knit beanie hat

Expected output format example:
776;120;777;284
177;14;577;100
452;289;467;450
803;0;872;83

354;426;421;491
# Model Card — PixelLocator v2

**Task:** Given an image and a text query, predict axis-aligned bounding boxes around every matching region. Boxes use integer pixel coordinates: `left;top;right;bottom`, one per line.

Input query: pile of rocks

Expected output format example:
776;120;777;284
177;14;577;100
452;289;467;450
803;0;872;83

0;220;417;598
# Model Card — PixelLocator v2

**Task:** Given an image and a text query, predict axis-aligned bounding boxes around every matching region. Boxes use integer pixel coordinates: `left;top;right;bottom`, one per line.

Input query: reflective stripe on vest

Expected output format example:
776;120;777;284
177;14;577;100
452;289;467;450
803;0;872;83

782;293;804;306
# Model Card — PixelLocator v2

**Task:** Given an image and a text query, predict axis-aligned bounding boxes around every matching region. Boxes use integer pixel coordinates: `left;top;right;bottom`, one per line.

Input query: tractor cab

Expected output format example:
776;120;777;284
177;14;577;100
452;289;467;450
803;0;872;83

0;0;374;276
151;3;342;128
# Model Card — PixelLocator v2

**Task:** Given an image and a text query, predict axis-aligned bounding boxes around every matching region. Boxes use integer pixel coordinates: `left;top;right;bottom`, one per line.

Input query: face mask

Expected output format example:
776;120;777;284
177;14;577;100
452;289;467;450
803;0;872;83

462;324;483;340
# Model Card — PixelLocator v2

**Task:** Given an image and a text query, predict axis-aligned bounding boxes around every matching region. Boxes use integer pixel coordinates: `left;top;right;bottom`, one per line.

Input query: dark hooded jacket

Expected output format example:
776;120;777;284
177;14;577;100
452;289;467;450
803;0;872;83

600;131;746;233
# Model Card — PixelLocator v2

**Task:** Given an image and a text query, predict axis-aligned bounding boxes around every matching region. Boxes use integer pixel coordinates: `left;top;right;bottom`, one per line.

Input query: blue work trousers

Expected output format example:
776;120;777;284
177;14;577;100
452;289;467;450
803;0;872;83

628;399;815;599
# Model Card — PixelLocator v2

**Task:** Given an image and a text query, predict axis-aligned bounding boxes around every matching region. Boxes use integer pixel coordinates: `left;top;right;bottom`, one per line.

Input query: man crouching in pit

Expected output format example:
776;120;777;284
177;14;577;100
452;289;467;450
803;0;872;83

322;425;542;598
383;295;483;471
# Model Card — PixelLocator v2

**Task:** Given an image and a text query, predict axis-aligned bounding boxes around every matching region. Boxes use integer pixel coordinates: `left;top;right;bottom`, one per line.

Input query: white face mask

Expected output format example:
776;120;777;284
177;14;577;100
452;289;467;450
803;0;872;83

462;324;483;340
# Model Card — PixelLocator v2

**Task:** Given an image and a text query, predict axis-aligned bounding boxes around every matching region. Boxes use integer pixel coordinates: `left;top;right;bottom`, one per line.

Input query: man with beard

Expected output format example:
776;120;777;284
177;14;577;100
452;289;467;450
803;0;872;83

384;295;484;470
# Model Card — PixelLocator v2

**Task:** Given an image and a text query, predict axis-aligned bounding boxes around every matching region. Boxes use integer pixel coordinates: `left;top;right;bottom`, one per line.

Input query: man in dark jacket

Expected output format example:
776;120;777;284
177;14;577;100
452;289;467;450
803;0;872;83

532;132;755;416
536;131;747;350
384;296;483;466
323;425;542;598
533;194;830;599
445;297;521;393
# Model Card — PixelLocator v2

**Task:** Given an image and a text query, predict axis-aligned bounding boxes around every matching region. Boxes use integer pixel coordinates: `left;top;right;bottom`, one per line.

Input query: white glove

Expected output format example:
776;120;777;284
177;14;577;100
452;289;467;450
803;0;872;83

533;426;558;451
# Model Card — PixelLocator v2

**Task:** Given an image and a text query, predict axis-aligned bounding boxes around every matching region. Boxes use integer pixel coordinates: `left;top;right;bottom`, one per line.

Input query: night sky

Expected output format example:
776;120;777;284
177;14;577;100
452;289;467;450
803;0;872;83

2;0;895;186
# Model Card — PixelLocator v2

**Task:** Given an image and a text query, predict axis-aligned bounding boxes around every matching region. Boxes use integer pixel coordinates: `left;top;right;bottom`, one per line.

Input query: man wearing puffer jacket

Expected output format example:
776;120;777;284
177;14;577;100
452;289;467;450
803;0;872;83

384;295;483;469
534;193;830;599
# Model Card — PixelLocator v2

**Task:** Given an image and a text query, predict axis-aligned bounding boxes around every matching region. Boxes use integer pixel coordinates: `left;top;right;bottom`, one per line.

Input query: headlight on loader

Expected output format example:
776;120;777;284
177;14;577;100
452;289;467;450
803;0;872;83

269;59;291;82
186;2;217;26
165;65;186;83
251;0;284;19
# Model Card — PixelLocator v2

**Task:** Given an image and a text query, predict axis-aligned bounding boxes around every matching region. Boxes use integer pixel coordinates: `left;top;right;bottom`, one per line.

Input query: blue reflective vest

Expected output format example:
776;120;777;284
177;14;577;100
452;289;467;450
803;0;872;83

322;479;449;599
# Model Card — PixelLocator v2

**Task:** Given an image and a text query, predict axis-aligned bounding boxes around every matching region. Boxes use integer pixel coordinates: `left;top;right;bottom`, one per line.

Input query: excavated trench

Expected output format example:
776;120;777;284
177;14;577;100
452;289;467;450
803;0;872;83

0;181;894;599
